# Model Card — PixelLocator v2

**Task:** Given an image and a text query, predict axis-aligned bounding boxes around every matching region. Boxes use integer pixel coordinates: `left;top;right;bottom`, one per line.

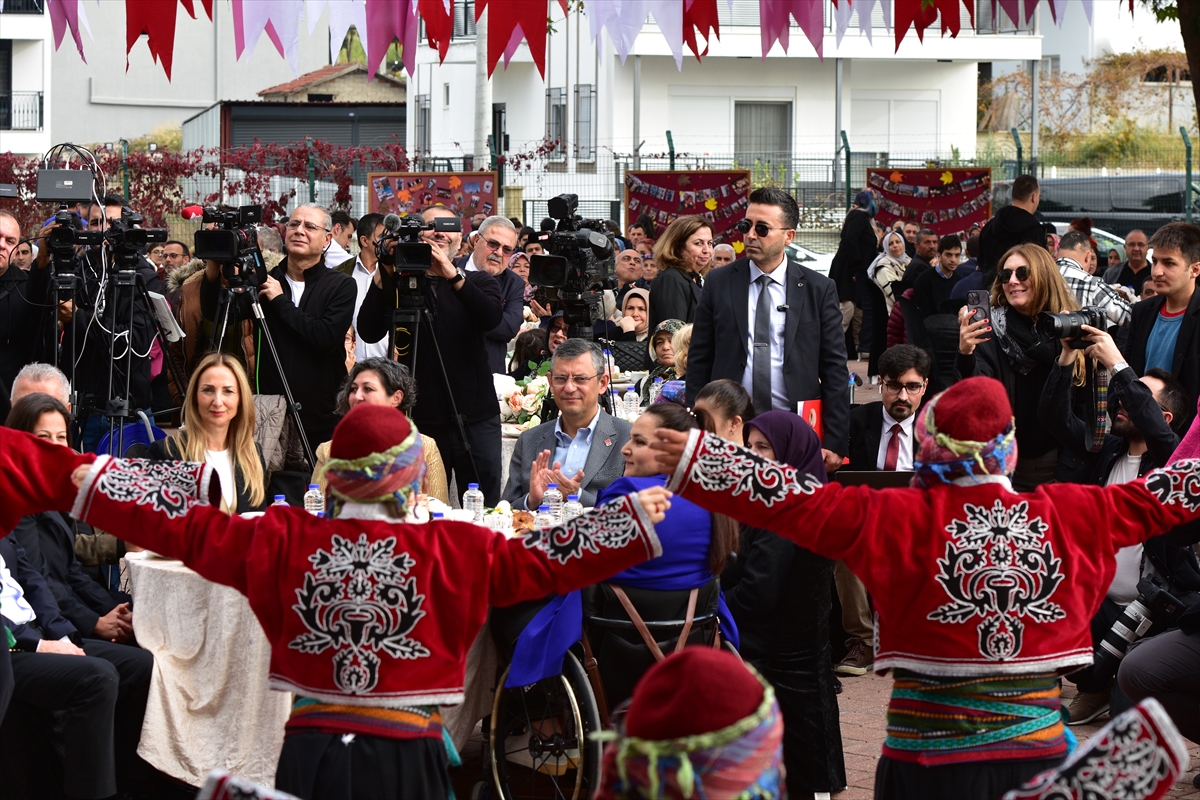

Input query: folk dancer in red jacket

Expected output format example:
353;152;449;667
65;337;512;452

649;376;1200;800
60;403;671;799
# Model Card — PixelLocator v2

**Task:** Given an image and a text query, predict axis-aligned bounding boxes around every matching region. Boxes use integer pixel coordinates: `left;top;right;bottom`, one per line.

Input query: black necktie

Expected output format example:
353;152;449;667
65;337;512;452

753;273;774;413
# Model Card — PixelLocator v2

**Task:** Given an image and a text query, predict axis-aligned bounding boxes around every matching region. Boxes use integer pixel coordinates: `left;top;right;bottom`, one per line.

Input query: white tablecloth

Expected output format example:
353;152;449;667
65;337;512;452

127;555;291;788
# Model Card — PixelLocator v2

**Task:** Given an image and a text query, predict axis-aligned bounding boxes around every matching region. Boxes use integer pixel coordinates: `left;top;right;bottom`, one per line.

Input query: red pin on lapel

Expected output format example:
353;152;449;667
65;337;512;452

604;439;612;447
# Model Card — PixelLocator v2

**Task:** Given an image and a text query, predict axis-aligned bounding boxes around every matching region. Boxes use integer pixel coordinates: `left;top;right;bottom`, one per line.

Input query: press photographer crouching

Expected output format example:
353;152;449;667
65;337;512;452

1038;321;1200;725
356;207;505;504
199;203;356;447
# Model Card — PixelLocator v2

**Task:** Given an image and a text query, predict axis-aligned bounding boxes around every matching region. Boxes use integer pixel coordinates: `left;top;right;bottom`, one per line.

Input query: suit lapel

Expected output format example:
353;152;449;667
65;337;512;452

865;405;883;465
1175;292;1200;376
784;260;804;349
732;262;751;355
579;412;618;491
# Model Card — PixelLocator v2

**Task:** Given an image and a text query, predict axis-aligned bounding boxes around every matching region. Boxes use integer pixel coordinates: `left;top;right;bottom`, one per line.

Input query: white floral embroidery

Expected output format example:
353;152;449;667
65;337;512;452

95;459;205;519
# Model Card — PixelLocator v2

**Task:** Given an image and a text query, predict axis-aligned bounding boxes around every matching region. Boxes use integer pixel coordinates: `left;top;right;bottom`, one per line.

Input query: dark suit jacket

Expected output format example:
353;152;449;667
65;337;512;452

147;437;268;513
0;533;77;651
1125;287;1200;408
846;401;918;471
685;257;851;455
501;409;632;508
9;513;119;638
485;267;527;375
648;266;702;329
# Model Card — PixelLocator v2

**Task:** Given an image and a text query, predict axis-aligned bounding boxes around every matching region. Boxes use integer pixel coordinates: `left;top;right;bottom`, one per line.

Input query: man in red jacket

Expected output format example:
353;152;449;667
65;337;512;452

649;375;1200;800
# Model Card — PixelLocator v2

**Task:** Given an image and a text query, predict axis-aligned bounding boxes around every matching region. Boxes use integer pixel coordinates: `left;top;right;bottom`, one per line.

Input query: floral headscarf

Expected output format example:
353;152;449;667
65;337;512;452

643;319;683;404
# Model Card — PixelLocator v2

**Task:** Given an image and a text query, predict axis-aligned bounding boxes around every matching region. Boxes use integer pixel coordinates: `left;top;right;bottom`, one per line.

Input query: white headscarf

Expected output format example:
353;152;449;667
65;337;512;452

868;230;911;282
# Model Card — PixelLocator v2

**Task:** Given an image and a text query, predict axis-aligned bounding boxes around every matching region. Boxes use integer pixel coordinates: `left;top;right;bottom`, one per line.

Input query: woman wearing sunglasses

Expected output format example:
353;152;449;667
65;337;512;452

956;243;1088;491
648;216;713;329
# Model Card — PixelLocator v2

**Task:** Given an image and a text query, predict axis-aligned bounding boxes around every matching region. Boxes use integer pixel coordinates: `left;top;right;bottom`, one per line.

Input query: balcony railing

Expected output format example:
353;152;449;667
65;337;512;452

0;92;44;131
0;0;45;13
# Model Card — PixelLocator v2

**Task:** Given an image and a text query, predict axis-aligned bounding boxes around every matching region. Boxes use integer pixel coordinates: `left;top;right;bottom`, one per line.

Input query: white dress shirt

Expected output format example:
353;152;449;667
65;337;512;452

740;258;789;411
0;551;35;626
324;240;353;269
350;258;390;360
876;408;916;471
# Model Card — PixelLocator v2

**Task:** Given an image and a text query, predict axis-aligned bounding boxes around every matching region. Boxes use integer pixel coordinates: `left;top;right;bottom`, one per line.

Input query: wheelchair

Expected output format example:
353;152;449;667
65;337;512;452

483;579;732;800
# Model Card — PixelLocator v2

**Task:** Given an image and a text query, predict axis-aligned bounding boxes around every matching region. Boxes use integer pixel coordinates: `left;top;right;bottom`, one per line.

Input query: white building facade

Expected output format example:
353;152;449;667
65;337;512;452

0;0;53;156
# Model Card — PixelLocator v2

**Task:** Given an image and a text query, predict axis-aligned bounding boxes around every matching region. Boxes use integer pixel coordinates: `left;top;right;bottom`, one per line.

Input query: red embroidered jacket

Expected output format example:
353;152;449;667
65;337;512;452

73;455;662;707
668;430;1200;676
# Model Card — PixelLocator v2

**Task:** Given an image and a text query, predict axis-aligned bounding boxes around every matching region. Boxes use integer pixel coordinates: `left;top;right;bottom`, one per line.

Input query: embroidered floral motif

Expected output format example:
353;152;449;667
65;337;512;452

522;496;640;565
1144;459;1200;512
95;459;205;519
928;501;1065;661
289;533;429;695
689;433;820;506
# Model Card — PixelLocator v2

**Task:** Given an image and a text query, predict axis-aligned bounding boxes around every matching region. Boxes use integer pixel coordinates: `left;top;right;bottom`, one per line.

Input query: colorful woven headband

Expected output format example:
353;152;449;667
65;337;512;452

595;672;784;800
320;427;426;518
912;392;1018;488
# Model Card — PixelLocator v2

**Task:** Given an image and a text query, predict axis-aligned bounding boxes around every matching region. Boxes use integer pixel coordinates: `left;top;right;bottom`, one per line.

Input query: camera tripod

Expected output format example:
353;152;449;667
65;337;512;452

212;281;316;468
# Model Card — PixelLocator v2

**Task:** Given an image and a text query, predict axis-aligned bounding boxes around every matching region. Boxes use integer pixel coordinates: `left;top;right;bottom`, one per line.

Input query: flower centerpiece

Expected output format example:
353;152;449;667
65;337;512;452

499;361;552;430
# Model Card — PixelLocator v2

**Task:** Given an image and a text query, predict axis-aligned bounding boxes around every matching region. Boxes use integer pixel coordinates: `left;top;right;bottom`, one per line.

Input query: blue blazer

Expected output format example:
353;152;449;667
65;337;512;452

0;533;78;650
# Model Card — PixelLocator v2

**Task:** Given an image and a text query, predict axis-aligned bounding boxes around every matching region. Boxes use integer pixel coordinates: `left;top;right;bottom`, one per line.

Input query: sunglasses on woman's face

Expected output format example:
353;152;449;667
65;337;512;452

999;266;1031;283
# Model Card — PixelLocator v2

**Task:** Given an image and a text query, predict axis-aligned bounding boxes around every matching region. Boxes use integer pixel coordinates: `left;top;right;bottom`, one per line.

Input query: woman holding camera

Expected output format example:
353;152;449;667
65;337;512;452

648;216;713;329
957;243;1088;491
149;353;267;513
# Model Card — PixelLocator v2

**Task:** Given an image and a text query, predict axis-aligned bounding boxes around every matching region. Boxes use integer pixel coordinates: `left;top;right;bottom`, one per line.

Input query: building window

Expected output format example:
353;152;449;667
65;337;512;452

492;103;508;152
574;84;596;163
454;0;477;38
307;93;334;103
1040;56;1059;76
734;101;792;168
415;94;431;153
545;87;567;162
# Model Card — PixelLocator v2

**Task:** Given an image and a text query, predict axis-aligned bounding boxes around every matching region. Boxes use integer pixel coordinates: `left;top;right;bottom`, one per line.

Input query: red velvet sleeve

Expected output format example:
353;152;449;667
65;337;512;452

0;428;94;534
486;492;663;608
665;429;880;562
72;455;259;595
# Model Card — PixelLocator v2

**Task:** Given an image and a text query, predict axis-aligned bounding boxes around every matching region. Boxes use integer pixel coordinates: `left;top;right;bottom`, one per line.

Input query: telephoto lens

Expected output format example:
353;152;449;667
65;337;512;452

1090;578;1185;684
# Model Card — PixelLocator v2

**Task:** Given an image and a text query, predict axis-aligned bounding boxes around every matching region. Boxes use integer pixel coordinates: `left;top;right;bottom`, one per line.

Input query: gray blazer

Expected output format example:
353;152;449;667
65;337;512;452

502;409;632;509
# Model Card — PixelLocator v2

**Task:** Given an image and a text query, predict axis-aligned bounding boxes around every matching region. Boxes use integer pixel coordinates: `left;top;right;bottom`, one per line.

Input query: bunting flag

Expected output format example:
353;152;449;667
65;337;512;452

418;0;454;61
681;0;719;61
833;0;854;46
365;0;418;78
761;0;824;59
125;0;182;79
997;0;1021;27
239;0;303;74
327;0;370;65
1080;0;1094;24
48;0;87;61
476;0;566;77
646;0;684;68
894;0;938;47
306;0;328;34
179;0;212;19
1047;0;1067;26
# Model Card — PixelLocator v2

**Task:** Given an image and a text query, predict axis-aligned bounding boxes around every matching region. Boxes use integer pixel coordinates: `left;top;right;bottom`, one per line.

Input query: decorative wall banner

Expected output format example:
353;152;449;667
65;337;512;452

367;171;499;219
867;167;993;237
624;170;752;250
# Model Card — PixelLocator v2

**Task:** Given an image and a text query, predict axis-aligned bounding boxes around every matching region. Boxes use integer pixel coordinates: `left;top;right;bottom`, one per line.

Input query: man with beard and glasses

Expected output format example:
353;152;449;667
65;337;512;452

839;345;931;678
1039;324;1198;727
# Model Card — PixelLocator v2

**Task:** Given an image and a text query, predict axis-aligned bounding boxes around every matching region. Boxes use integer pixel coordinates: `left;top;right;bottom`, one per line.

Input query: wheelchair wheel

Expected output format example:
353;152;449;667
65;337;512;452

490;651;603;800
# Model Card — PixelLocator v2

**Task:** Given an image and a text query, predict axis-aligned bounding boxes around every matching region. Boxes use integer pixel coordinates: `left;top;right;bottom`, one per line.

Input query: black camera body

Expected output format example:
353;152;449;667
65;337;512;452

46;209;101;274
375;212;461;269
1091;576;1186;685
1038;306;1106;348
529;194;616;332
105;211;169;269
193;205;267;288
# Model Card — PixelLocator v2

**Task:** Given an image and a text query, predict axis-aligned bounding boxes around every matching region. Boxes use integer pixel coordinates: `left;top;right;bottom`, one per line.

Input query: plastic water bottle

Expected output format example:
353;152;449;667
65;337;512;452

303;484;324;516
604;349;618;378
543;483;563;523
563;494;584;521
432;512;444;521
534;505;556;528
648;377;664;404
463;483;485;523
623;386;640;417
272;495;288;507
611;389;625;419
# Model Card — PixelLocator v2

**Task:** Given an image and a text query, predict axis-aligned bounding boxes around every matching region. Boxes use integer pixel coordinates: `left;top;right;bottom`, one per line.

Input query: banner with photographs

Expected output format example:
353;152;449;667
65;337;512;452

367;172;499;219
624;170;752;250
866;168;993;237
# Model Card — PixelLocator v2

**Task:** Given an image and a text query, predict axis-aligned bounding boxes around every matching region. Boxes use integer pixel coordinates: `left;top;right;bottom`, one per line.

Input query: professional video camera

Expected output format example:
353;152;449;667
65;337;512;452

1037;306;1106;349
45;209;101;274
374;212;462;308
193;204;267;287
104;209;168;269
529;193;616;336
1091;576;1186;685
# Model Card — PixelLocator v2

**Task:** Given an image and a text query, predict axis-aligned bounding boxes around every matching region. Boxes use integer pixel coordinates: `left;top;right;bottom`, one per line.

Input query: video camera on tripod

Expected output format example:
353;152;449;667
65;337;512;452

374;212;462;308
529;193;616;338
193;204;267;288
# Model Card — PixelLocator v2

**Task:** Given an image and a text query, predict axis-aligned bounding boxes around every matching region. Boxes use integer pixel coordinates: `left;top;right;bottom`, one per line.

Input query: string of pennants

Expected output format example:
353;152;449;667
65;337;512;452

42;0;1131;82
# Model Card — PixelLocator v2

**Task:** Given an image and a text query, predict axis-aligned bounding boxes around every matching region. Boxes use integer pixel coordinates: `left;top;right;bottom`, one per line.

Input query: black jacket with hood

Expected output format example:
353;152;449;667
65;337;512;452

977;204;1046;286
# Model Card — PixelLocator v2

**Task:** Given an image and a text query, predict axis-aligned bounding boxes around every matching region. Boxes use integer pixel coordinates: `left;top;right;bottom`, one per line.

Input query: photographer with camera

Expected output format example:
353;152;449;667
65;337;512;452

1039;322;1200;724
356;206;505;504
456;215;525;375
199;203;357;447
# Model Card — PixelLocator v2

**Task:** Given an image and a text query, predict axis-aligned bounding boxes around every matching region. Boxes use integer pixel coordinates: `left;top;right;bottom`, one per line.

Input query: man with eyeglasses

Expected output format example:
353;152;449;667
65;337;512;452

502;338;631;510
456;216;524;375
200;202;357;446
1039;325;1193;726
686;186;850;474
357;206;506;504
838;345;931;678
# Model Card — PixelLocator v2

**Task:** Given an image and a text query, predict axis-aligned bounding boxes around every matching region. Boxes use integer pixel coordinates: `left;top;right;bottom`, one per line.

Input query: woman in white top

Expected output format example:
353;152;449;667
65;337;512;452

148;353;266;513
869;230;911;316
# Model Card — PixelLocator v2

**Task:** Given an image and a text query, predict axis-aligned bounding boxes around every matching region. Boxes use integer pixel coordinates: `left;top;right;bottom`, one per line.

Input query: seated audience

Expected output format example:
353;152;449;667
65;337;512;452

11;362;71;410
508;328;550;380
641;319;682;404
312;357;449;504
148;353;267;514
502;339;631;509
6;394;133;644
613;287;650;343
693;378;755;443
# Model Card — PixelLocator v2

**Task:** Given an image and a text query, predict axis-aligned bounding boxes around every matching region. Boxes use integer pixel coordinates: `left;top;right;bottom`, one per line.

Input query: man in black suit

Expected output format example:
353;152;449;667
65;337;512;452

686;187;851;472
1123;222;1200;408
837;345;930;677
455;215;524;375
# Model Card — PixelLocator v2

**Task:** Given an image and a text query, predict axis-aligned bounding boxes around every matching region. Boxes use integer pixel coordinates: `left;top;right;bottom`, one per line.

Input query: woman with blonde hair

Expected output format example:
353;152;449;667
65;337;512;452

149;353;267;512
648;216;713;329
957;243;1088;490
